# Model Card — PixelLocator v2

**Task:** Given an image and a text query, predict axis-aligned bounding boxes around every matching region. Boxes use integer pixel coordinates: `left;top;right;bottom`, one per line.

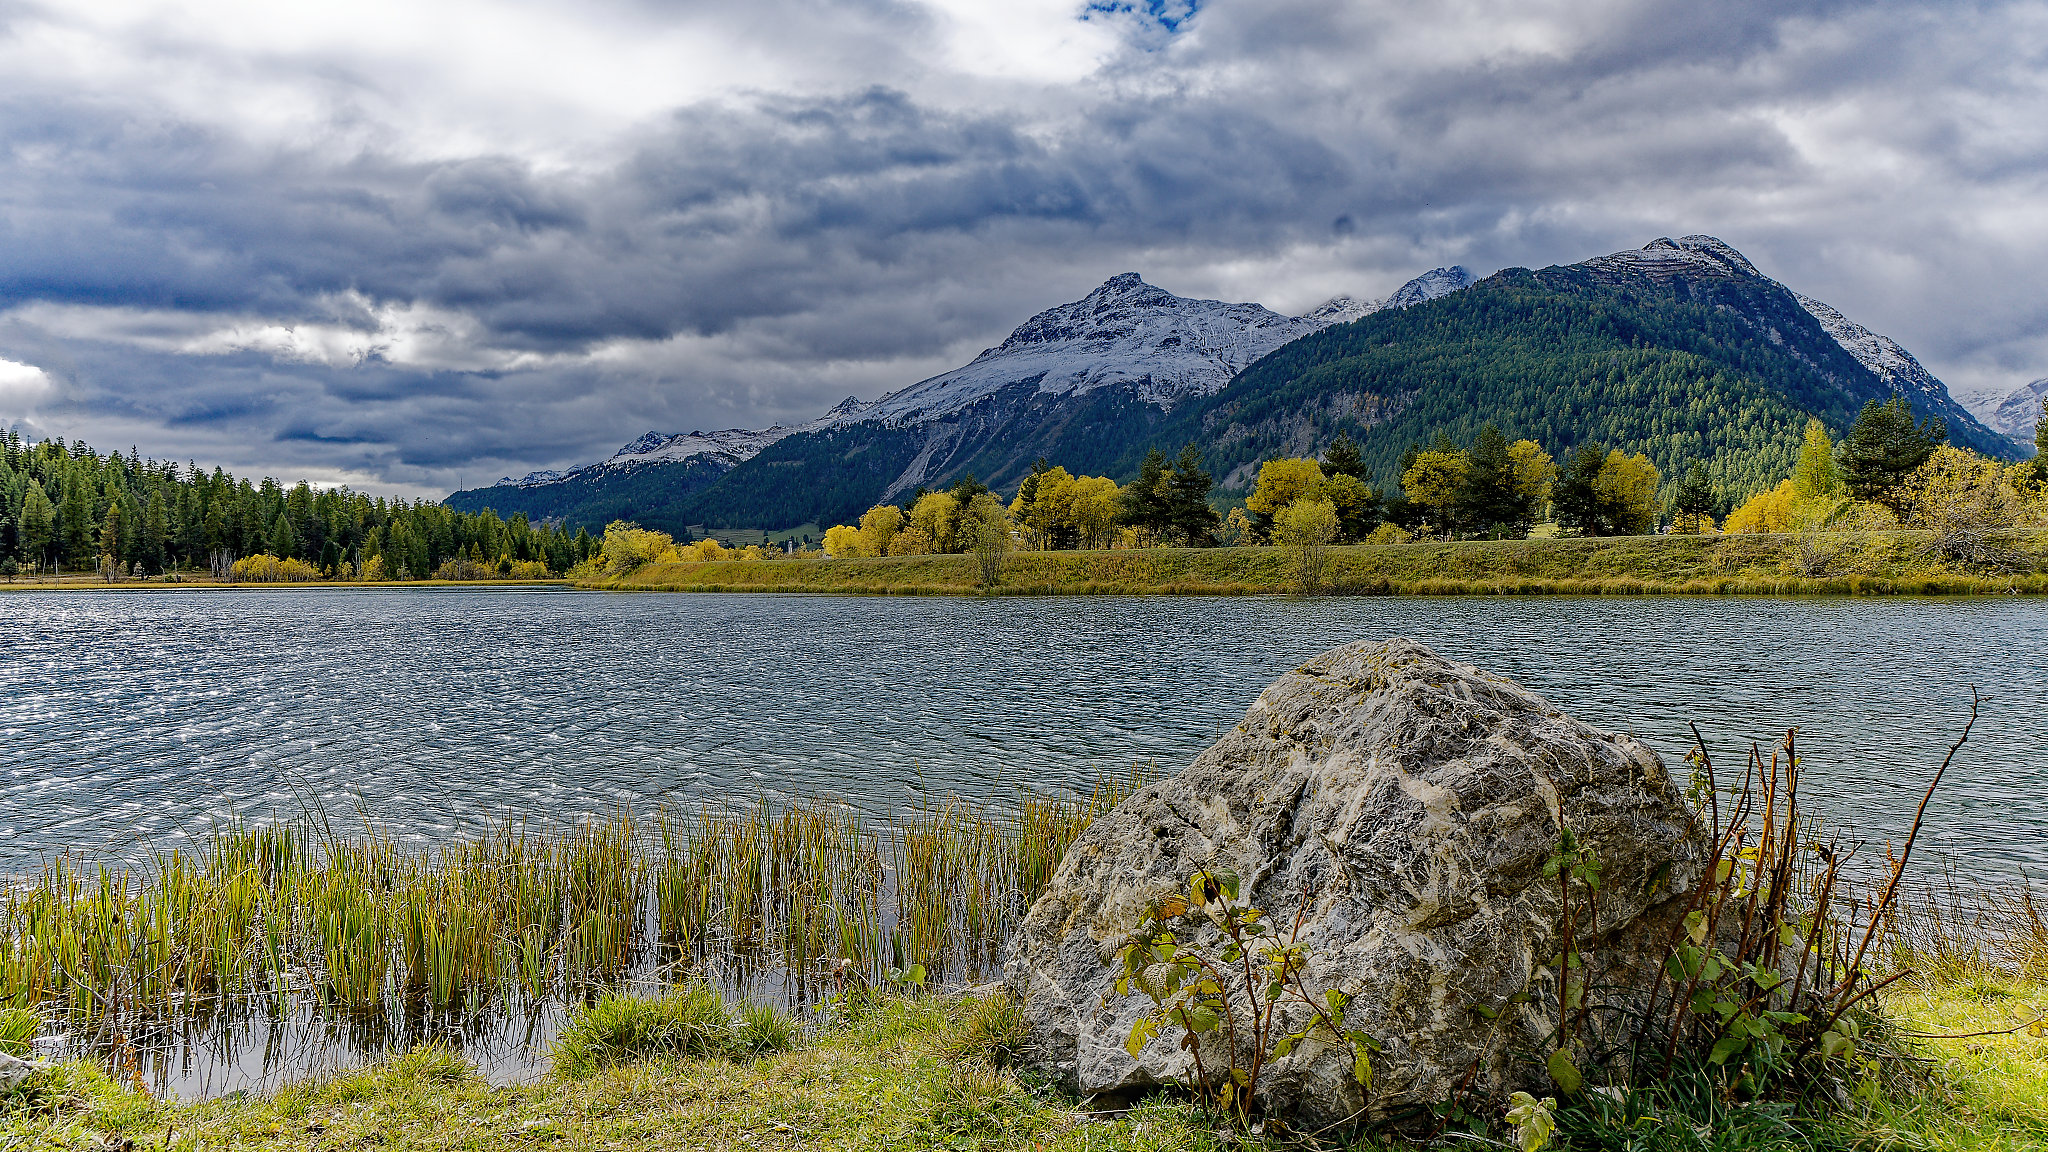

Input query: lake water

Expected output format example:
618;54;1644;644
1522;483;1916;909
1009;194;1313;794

4;588;2045;878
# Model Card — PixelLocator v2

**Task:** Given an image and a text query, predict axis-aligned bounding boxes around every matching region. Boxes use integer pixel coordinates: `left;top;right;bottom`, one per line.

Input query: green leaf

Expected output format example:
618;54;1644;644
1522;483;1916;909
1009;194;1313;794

1709;1034;1747;1065
1326;989;1350;1013
1124;1017;1159;1059
1546;1049;1582;1094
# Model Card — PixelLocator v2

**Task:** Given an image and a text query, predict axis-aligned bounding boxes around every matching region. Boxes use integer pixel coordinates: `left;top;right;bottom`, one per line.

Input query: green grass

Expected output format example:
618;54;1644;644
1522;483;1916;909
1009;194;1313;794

551;985;796;1076
4;986;2043;1151
586;530;2048;597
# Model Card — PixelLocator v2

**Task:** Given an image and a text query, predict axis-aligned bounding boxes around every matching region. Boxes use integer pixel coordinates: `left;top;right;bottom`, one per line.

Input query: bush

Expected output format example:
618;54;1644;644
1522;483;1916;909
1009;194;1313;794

230;553;322;583
551;985;795;1076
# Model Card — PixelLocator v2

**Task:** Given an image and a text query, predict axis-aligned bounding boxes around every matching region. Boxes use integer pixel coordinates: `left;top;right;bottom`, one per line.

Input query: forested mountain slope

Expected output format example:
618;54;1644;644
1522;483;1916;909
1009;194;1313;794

1164;237;2011;504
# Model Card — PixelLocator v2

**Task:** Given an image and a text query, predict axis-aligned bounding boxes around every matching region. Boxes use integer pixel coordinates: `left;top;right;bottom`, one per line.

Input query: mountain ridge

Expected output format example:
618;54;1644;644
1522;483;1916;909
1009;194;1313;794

447;237;2009;532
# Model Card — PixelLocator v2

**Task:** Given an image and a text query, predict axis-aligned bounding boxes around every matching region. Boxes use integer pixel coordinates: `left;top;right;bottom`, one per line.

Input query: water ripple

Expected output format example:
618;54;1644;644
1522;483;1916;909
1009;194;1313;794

1;589;2043;876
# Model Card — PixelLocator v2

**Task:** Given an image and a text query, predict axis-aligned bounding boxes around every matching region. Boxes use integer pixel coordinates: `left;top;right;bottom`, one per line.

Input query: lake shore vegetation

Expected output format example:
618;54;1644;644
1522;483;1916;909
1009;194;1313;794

580;400;2047;596
0;431;597;585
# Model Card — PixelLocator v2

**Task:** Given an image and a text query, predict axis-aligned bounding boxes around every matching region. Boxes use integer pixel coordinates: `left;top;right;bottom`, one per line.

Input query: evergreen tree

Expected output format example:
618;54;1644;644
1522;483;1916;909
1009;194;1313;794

1674;462;1716;533
1161;445;1220;546
99;501;123;563
268;511;298;559
141;491;168;573
1116;447;1173;540
1840;397;1945;515
945;473;990;507
1455;424;1532;537
1320;433;1366;479
1552;443;1611;536
19;482;54;567
59;476;95;565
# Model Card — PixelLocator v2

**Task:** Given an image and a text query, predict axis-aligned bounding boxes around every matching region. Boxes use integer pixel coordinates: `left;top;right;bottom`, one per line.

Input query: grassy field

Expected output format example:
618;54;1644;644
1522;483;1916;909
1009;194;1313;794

588;529;2048;597
5;980;2044;1152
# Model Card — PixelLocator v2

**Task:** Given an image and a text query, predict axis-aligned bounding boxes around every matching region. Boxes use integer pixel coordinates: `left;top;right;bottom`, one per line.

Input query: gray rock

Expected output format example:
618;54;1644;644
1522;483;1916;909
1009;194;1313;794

0;1049;47;1091
1004;638;1711;1126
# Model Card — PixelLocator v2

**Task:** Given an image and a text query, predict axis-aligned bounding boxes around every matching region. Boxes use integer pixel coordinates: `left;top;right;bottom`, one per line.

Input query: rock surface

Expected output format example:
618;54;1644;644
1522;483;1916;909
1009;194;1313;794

1004;637;1711;1126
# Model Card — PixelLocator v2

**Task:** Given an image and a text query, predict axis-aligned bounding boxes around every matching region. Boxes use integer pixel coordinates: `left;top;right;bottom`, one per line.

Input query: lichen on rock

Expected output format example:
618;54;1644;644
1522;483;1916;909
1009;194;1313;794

1004;637;1711;1126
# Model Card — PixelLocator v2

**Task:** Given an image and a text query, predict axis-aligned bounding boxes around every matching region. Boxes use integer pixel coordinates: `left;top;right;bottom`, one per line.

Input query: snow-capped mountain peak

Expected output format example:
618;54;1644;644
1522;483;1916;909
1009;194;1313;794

1300;266;1476;327
1966;377;2048;448
1585;235;1964;412
840;273;1324;427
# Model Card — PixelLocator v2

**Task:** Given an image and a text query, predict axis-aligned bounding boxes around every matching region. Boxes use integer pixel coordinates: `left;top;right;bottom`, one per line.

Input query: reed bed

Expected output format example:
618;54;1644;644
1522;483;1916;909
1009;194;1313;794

0;777;1138;1043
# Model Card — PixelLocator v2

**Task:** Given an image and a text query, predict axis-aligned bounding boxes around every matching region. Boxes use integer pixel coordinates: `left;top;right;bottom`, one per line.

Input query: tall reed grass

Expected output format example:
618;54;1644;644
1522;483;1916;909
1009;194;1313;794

0;775;1139;1041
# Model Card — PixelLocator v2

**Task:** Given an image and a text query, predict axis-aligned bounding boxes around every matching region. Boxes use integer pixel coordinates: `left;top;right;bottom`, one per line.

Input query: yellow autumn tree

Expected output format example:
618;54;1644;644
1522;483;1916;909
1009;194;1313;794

1245;458;1326;521
908;491;960;553
1067;475;1122;549
1591;451;1660;536
597;521;680;572
1723;481;1798;534
822;523;865;558
1402;450;1471;539
857;504;905;557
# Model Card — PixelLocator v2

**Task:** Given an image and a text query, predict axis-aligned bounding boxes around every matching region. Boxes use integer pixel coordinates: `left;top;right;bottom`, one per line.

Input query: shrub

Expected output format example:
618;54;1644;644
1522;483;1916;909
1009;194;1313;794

230;553;322;582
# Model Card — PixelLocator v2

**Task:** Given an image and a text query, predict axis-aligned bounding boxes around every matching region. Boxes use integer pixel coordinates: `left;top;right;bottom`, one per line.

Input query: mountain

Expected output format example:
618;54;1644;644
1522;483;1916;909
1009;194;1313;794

447;236;2007;532
444;400;871;526
453;271;1464;532
1298;266;1475;326
1168;235;2011;504
1963;377;2047;451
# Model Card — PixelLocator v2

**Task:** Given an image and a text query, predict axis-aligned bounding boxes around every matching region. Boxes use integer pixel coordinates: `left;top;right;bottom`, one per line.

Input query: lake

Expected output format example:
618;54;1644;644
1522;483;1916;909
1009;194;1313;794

4;588;2044;878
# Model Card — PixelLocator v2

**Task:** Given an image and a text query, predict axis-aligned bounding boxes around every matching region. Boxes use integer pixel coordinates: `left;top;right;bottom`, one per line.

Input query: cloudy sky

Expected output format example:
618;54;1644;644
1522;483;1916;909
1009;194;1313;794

1;0;2044;496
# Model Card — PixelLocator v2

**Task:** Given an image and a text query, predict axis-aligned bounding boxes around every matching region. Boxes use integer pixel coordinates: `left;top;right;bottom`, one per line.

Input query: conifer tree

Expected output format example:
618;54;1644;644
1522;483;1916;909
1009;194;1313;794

269;511;298;559
1840;397;1945;515
1552;443;1611;536
1673;462;1716;533
19;482;54;567
1116;447;1173;541
59;476;95;565
1455;424;1532;537
1162;445;1221;546
1320;432;1366;479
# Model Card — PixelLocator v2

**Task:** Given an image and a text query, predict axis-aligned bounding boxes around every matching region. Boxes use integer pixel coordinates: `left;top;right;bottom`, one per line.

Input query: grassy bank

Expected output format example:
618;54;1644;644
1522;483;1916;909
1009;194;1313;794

6;979;2045;1152
587;530;2048;597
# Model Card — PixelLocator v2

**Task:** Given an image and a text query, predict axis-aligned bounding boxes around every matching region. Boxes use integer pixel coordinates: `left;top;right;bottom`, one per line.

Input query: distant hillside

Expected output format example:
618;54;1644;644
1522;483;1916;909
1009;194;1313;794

1162;237;2013;505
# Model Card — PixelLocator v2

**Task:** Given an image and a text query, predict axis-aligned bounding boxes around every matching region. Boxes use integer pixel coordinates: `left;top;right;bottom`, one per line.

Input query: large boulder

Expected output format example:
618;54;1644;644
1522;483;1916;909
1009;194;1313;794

1005;637;1711;1126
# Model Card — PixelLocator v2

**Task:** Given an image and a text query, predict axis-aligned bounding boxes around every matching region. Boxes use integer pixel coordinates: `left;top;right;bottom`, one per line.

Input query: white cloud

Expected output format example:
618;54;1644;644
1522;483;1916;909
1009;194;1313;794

0;358;54;418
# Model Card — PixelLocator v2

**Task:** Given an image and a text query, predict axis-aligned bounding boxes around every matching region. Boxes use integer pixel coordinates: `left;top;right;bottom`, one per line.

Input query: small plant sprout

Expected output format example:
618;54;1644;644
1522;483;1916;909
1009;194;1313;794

1114;868;1379;1125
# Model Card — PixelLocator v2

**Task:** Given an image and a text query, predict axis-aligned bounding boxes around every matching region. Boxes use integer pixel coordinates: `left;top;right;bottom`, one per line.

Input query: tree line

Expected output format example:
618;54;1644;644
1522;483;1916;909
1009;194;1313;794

0;431;597;580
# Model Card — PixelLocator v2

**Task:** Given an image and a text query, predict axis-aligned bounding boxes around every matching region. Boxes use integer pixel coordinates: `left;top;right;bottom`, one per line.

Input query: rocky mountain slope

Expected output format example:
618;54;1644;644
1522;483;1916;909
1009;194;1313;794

1964;376;2047;450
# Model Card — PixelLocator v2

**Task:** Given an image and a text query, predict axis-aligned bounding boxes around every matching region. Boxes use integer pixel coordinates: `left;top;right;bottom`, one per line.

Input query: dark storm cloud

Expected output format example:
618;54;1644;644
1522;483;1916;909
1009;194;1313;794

0;0;2042;491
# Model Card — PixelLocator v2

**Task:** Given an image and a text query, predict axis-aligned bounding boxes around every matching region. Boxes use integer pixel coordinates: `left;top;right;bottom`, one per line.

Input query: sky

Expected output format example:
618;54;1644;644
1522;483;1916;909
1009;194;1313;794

0;0;2044;497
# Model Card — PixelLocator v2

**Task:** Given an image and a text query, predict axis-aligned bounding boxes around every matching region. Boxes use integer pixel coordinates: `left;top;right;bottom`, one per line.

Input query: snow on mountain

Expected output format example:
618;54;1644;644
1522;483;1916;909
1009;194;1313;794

1968;377;2048;446
495;468;567;488
1589;235;1961;410
834;273;1323;428
494;268;1478;492
1299;267;1476;327
1790;292;1954;410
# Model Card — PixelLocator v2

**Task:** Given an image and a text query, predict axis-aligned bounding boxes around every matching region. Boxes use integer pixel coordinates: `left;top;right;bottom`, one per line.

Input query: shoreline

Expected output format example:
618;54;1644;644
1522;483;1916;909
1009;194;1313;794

584;529;2048;597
